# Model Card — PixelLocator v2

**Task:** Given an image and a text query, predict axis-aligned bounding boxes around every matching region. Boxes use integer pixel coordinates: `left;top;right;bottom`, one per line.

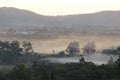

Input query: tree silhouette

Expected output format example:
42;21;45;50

22;41;34;55
82;41;96;54
0;41;23;64
79;57;85;64
108;56;114;64
66;41;80;56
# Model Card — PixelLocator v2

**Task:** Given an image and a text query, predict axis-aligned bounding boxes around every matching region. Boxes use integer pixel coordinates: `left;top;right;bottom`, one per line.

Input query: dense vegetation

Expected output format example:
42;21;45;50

0;41;42;64
0;40;120;80
0;58;120;80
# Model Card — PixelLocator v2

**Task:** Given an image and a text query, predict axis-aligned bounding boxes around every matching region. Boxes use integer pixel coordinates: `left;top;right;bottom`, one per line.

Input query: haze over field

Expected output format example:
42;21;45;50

0;1;120;80
0;7;120;53
0;35;120;53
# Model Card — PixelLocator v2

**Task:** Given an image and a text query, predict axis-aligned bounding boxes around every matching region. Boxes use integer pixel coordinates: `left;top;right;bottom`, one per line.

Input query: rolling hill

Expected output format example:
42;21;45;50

0;7;120;29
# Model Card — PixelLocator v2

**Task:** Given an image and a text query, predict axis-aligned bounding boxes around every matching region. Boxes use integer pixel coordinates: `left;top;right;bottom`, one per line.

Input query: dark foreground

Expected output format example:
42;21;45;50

0;60;120;80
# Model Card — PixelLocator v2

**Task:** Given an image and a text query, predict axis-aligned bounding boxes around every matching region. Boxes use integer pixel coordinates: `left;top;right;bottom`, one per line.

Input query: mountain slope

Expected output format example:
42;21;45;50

0;7;120;29
0;7;53;27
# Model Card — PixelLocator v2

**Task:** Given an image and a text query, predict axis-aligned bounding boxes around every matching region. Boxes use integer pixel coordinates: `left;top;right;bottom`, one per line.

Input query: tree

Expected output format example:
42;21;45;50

117;46;120;54
58;50;65;57
0;41;10;52
0;41;23;64
10;41;23;55
66;41;80;56
10;41;20;49
108;56;114;64
102;49;119;55
116;54;120;66
22;41;34;55
116;46;120;66
8;64;32;80
79;57;85;64
82;41;96;54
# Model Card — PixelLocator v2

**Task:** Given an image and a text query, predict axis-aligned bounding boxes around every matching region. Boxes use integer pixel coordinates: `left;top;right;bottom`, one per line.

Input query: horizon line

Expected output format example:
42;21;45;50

0;6;120;16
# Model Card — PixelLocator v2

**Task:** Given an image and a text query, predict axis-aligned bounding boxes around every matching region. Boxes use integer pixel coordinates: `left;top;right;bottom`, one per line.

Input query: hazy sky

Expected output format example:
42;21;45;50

0;0;120;16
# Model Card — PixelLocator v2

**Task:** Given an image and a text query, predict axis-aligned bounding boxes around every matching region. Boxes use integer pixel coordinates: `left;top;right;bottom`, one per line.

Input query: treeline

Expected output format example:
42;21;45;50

0;56;120;80
52;41;120;57
0;41;41;64
102;47;120;55
0;40;120;80
0;40;120;64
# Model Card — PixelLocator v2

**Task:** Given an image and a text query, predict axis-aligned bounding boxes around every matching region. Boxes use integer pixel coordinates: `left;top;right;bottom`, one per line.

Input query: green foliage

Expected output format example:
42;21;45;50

0;60;119;80
0;41;23;64
22;41;34;55
0;41;41;65
7;64;32;80
0;40;120;80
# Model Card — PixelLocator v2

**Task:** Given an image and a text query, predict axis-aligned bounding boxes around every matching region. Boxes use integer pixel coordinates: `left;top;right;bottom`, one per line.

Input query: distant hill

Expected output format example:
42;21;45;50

0;7;120;30
0;7;53;27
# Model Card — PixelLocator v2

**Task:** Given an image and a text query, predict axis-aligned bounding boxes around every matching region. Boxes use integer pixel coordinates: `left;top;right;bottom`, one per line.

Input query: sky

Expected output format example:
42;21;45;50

0;0;120;16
